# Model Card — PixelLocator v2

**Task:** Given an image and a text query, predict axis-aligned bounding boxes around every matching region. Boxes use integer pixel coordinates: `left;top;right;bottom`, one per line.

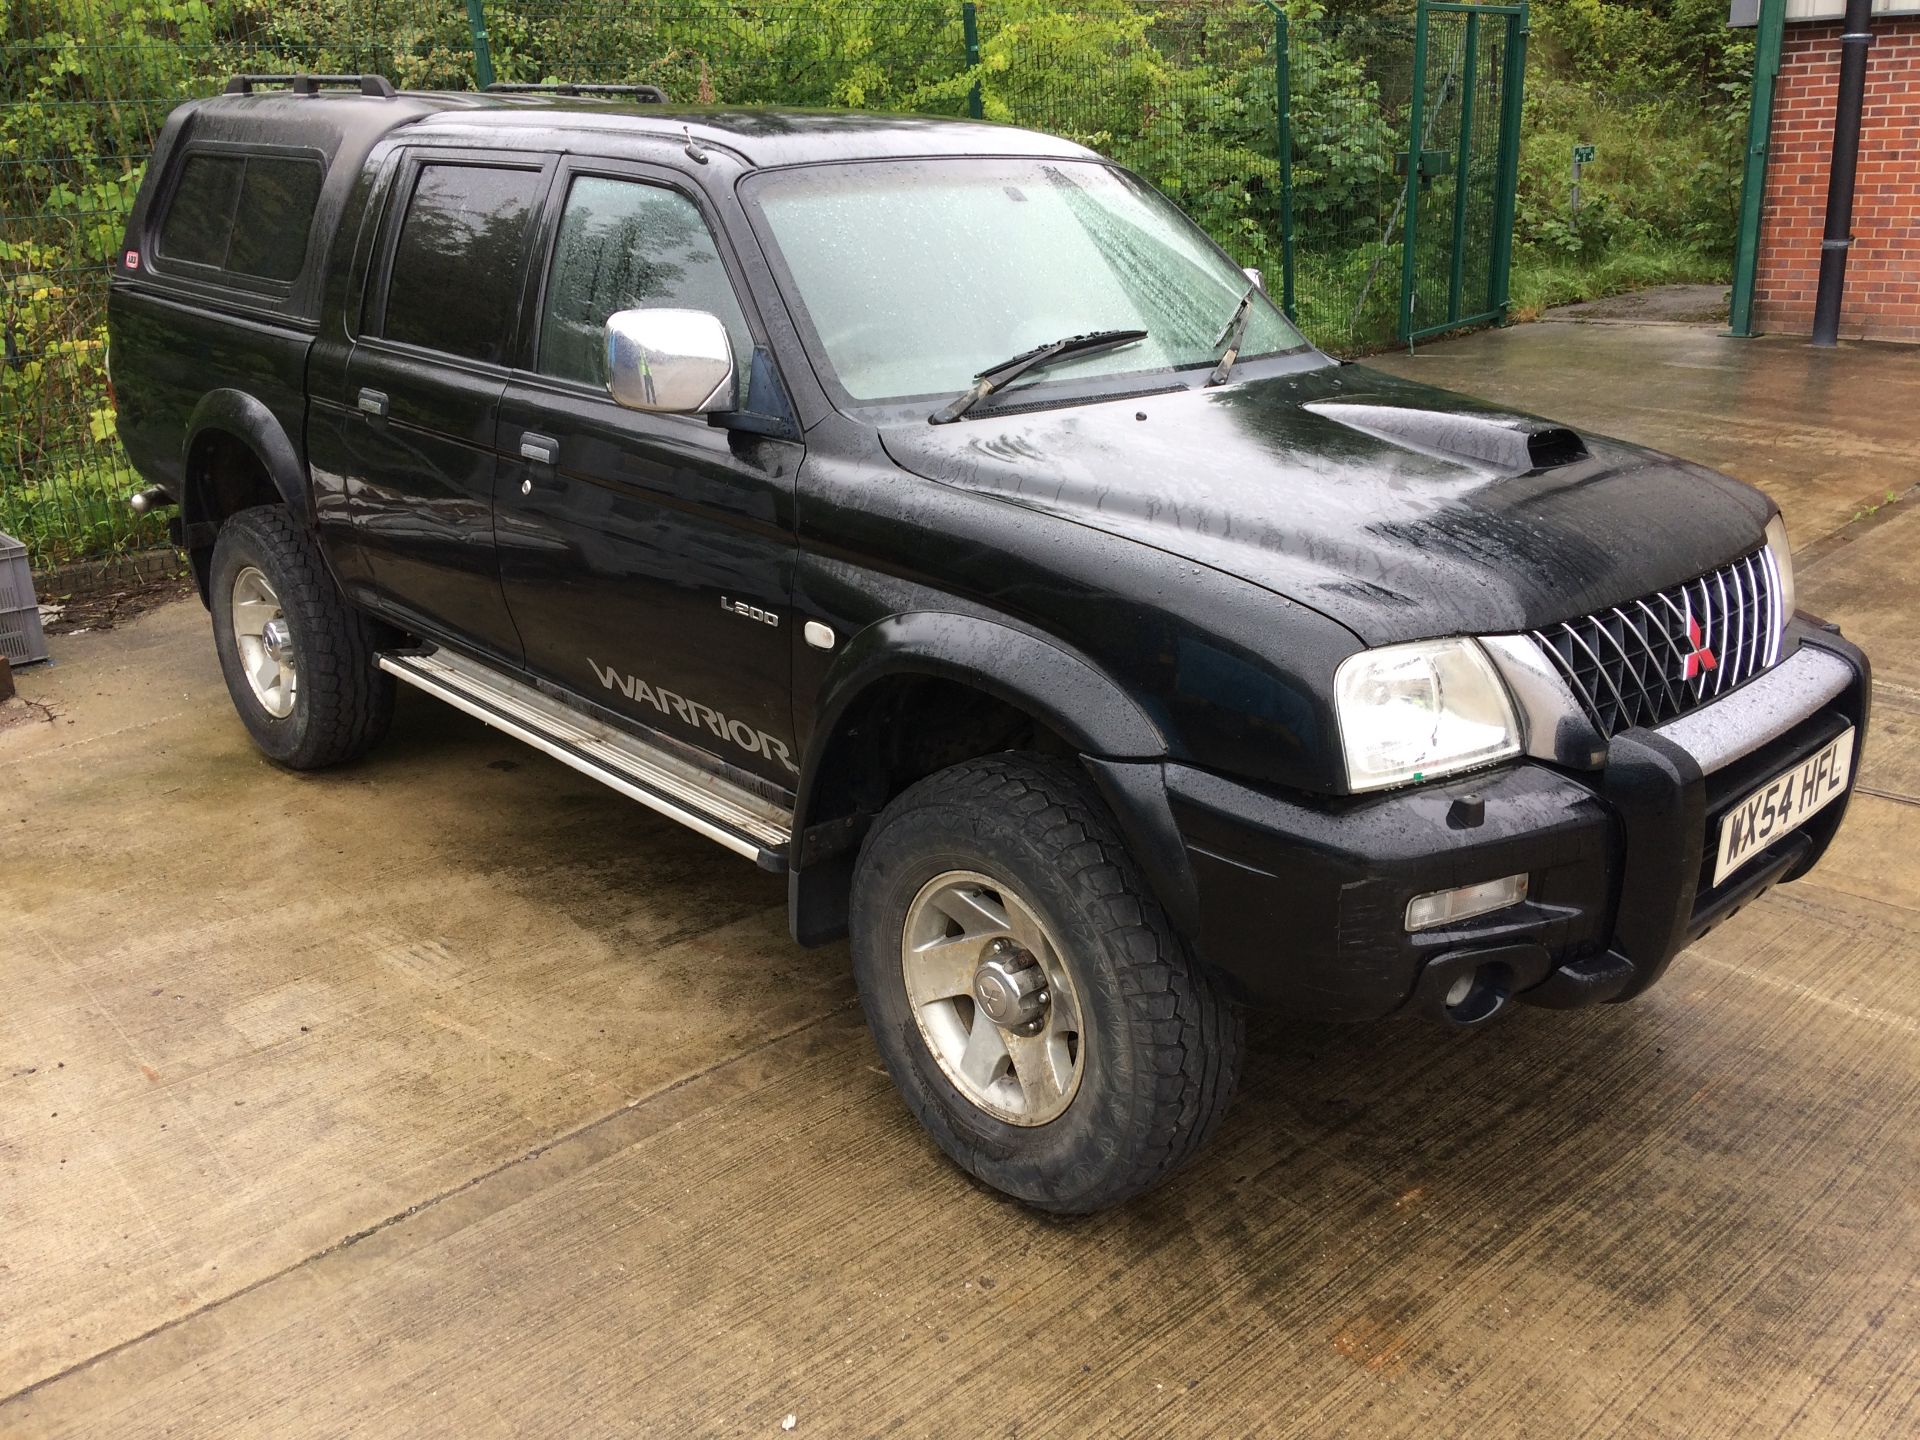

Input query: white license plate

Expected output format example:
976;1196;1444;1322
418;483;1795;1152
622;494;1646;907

1712;728;1854;887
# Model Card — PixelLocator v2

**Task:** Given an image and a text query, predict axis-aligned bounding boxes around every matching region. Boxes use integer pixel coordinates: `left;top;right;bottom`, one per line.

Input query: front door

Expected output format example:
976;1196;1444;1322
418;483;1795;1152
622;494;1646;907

337;151;554;662
495;166;803;790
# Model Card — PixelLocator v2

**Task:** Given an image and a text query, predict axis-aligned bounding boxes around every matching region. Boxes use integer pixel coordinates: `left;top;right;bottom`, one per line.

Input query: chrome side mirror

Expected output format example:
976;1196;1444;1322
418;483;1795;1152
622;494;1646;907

1242;266;1266;295
604;308;735;414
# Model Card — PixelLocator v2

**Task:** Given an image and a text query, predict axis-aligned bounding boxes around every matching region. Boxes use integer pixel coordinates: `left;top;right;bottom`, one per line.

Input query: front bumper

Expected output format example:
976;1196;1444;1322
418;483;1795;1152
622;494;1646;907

1092;622;1870;1023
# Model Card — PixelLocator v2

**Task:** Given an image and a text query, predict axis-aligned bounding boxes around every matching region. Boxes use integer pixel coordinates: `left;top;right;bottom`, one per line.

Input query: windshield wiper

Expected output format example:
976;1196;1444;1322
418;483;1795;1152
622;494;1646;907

1206;286;1257;388
929;328;1148;424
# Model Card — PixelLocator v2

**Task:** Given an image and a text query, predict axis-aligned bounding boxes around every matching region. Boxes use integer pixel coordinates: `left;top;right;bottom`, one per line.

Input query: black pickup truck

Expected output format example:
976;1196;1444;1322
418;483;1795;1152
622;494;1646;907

108;75;1870;1212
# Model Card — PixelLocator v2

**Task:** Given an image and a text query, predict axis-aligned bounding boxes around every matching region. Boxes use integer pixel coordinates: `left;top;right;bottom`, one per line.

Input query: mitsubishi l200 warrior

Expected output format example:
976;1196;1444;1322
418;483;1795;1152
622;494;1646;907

108;76;1871;1212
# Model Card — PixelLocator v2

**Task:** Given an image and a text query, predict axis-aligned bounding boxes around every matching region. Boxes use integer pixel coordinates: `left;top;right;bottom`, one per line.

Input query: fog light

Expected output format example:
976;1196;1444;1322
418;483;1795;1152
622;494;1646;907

1405;874;1528;932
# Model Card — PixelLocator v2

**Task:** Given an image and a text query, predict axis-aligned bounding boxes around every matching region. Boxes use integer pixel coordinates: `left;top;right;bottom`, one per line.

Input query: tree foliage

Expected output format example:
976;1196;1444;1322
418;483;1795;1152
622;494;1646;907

1516;0;1751;264
3;0;1757;565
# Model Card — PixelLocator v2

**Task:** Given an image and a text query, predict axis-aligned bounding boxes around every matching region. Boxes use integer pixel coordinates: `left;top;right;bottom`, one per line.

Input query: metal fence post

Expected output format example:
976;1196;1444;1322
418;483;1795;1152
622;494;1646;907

1274;6;1297;321
1486;7;1528;322
1398;4;1430;344
962;2;984;120
1729;0;1787;338
1447;11;1479;323
465;0;496;91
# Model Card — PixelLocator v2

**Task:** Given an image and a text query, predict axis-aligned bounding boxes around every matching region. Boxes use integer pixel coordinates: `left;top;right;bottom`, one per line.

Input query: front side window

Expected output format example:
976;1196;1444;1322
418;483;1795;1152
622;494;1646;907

158;151;322;283
537;176;750;394
382;162;544;364
743;157;1309;406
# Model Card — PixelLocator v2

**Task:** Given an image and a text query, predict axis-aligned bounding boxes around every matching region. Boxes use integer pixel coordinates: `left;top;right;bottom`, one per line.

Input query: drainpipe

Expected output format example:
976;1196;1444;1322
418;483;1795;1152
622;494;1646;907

1810;0;1874;347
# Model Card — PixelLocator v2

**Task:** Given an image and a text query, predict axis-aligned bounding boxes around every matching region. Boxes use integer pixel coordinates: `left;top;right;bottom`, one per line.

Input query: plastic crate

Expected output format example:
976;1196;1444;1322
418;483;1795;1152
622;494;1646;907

1;532;49;667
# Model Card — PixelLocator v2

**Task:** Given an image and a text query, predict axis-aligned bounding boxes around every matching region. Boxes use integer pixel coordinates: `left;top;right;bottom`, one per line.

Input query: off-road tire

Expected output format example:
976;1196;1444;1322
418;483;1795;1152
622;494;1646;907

209;505;393;769
851;753;1243;1213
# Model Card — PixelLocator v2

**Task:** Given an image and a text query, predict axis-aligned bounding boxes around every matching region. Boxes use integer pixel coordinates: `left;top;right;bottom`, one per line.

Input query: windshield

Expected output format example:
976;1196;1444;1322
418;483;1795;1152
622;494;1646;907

742;157;1309;407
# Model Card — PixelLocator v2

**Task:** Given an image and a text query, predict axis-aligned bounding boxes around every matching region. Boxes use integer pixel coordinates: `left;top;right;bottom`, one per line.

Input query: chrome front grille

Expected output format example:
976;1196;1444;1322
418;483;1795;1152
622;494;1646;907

1529;549;1785;738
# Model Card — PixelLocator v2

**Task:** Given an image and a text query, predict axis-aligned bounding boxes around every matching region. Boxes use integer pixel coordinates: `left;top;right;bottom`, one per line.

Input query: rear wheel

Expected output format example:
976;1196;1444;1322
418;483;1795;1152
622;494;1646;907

209;505;393;769
851;754;1242;1213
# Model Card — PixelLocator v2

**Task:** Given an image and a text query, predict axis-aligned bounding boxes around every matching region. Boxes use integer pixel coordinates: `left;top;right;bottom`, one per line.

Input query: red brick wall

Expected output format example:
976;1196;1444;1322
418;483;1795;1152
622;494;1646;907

1754;17;1920;343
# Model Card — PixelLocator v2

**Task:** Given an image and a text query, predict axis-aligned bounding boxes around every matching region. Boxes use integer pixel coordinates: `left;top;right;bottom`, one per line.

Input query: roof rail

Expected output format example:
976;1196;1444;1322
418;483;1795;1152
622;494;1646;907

485;82;668;103
224;74;397;98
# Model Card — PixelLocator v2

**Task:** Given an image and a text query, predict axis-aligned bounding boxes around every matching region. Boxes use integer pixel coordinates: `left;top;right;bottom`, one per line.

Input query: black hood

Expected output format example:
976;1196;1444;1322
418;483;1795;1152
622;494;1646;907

880;363;1774;646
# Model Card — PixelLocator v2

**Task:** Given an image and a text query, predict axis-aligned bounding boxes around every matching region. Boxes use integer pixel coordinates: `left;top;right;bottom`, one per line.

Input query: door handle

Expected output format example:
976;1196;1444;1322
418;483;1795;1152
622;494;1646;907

356;387;389;418
516;433;559;495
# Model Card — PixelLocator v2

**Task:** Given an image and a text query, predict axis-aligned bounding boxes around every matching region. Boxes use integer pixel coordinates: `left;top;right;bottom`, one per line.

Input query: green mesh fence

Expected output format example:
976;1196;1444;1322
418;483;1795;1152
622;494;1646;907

477;0;1427;351
1275;6;1417;351
0;1;467;574
478;0;975;107
2;0;1449;572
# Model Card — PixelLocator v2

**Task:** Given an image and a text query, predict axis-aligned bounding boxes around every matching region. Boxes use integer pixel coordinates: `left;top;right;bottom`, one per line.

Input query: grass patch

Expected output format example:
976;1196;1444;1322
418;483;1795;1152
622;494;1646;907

0;449;166;568
1509;241;1730;323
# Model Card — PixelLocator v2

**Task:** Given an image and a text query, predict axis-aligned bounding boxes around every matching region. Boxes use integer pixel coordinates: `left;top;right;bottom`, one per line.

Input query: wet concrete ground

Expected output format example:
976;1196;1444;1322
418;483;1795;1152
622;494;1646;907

1374;325;1920;552
3;323;1918;1437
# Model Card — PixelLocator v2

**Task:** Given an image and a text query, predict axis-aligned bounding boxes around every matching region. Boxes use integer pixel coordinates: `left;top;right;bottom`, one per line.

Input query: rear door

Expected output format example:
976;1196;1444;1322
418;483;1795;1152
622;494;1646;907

337;150;554;663
494;163;803;789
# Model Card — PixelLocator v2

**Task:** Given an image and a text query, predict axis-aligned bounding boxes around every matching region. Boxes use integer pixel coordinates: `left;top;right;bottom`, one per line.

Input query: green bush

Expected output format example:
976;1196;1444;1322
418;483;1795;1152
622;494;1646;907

1506;0;1750;308
1515;75;1746;268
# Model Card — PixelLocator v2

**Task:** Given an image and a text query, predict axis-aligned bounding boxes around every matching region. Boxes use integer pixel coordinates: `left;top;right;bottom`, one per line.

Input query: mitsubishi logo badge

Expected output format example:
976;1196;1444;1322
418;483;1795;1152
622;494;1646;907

1682;613;1718;682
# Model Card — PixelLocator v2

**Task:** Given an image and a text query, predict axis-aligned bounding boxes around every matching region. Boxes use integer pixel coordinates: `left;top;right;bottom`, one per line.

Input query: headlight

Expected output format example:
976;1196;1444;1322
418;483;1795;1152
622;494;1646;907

1334;638;1521;792
1764;513;1795;624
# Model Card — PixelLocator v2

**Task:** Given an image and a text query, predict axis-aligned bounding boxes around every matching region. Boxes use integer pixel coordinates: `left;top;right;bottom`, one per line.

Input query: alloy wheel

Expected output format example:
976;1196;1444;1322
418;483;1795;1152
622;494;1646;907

230;565;297;719
900;870;1086;1125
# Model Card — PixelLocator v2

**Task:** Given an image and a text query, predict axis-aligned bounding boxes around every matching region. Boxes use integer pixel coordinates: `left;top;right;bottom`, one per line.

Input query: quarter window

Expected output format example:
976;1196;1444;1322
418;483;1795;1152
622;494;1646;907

382;163;545;364
157;152;322;283
537;177;750;392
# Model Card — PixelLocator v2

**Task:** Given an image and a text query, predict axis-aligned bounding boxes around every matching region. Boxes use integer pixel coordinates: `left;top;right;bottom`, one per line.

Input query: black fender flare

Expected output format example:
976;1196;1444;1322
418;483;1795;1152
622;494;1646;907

181;389;311;531
805;610;1164;772
787;611;1179;945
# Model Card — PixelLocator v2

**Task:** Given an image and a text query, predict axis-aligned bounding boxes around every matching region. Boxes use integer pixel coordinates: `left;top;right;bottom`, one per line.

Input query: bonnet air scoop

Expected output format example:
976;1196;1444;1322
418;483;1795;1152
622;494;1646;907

1303;401;1588;475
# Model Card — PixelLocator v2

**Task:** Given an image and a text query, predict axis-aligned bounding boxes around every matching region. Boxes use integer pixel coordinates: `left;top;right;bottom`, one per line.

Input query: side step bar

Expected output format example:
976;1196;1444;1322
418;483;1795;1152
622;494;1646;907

378;648;793;870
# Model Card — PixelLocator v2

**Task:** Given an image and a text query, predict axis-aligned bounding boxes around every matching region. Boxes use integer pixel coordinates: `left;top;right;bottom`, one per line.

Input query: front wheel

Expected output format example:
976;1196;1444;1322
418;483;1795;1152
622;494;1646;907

850;754;1242;1213
209;505;394;770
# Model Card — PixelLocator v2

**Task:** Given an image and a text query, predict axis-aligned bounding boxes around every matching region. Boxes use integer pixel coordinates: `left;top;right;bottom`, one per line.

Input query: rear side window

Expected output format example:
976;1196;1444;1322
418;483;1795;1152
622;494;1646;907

157;152;322;284
382;163;544;365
